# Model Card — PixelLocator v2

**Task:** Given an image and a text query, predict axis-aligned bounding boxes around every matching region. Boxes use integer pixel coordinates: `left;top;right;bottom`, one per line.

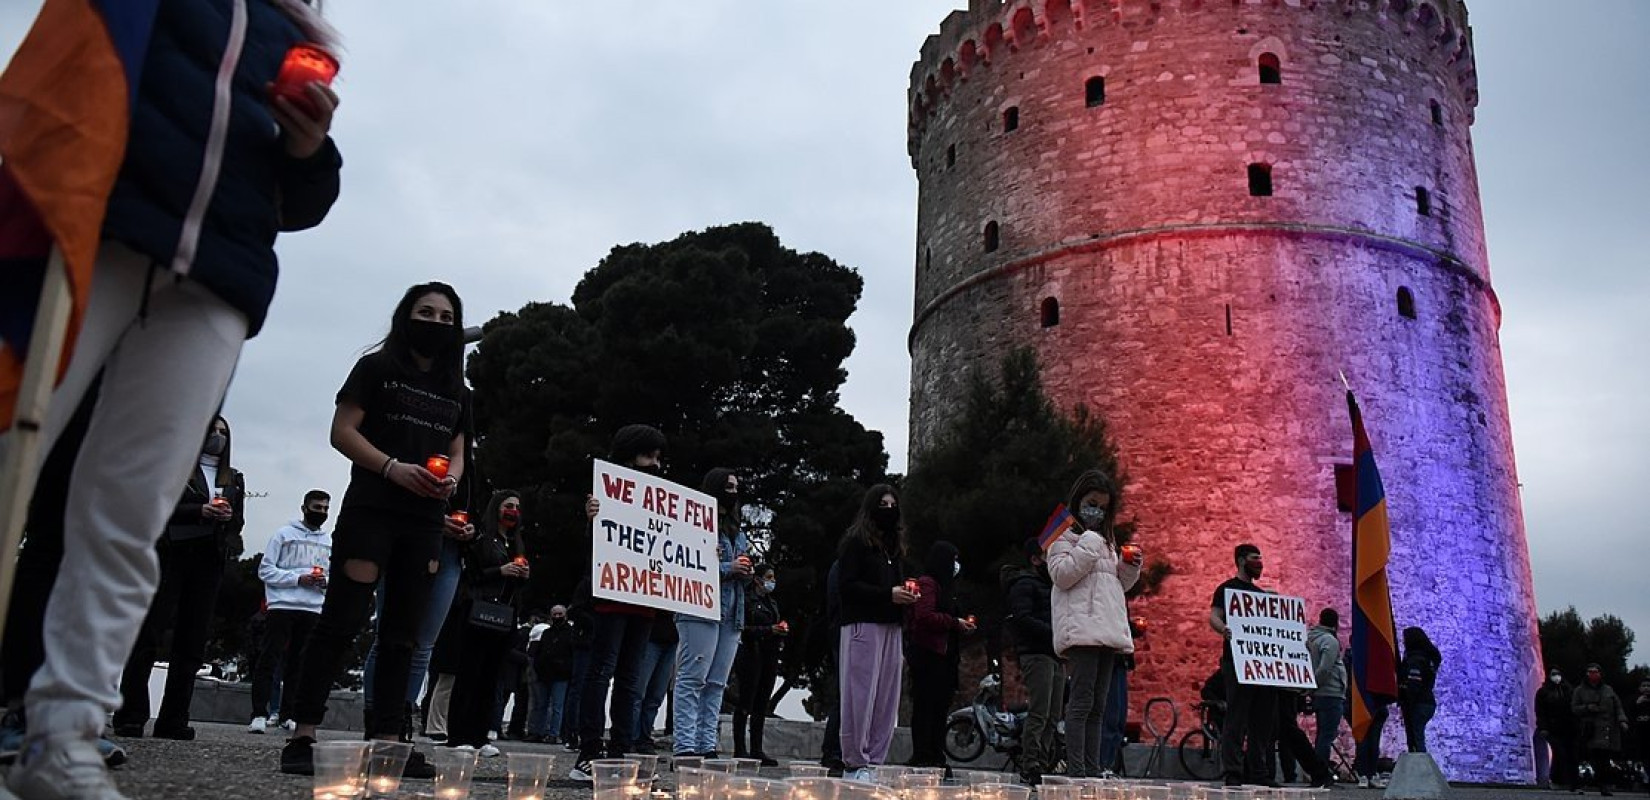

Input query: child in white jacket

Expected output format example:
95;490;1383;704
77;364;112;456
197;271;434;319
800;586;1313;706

1047;470;1142;777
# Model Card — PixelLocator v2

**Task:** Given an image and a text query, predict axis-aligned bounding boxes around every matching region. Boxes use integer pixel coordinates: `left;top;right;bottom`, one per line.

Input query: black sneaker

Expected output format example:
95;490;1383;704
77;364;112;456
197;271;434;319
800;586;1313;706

403;749;436;779
151;724;196;741
281;736;316;775
111;723;145;738
758;755;779;768
569;758;593;781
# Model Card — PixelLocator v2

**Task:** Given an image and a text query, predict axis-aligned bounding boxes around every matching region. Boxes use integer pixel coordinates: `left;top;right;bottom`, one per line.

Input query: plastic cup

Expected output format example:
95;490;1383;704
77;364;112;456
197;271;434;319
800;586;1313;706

904;785;969;800
897;773;943;791
674;755;706;772
1035;785;1084;800
704;759;741;773
733;757;764;775
953;770;1011;786
592;759;643;790
506;752;556;800
623;753;660;780
312;741;369;800
786;777;842;800
712;776;791;800
595;778;651;800
969;783;1030;800
788;763;830;778
363;741;411;798
431;747;478;799
871;765;910;786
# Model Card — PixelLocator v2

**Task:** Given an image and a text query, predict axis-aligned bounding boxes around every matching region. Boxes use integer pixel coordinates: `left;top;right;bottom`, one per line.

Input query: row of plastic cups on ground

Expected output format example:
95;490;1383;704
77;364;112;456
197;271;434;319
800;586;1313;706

675;773;1036;800
311;740;557;800
1038;781;1328;800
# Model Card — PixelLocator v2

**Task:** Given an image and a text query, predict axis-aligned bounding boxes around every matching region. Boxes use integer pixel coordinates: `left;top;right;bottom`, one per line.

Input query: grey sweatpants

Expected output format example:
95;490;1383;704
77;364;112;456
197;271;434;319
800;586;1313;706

2;243;246;738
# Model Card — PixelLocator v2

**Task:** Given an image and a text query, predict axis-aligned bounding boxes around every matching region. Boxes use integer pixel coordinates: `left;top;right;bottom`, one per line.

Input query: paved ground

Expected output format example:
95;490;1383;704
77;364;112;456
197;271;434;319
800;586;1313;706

7;723;1605;799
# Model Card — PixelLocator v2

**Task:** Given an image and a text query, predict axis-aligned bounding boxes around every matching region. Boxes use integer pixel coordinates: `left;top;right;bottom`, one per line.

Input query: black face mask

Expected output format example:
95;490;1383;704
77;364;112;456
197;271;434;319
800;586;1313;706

406;319;455;357
719;490;738;510
635;462;662;476
303;511;328;529
203;433;227;456
870;505;900;532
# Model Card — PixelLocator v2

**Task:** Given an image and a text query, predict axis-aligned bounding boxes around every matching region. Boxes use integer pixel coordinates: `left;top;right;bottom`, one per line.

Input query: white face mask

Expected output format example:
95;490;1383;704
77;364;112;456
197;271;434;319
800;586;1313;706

1550;674;1562;684
952;561;961;578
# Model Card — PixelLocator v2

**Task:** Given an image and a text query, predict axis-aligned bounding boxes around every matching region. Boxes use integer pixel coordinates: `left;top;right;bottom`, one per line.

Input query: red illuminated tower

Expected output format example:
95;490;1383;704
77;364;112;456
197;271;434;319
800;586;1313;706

907;0;1537;781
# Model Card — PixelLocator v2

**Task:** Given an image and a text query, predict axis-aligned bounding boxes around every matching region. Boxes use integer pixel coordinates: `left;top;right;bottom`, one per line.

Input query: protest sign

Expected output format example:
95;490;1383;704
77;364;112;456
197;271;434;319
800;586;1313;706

590;459;721;620
1225;588;1318;690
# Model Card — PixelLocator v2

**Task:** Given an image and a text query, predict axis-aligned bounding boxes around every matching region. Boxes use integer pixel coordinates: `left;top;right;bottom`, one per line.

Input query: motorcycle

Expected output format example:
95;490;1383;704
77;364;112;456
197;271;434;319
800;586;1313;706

943;666;1064;773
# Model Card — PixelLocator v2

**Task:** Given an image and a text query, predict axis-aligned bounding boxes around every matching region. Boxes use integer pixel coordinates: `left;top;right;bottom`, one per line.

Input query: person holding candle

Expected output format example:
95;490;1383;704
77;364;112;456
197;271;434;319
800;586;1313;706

904;541;976;770
443;490;529;756
670;468;751;763
733;563;786;766
280;283;471;780
1047;469;1140;778
836;484;919;783
570;425;668;780
247;489;333;735
111;415;246;741
0;0;343;793
1003;537;1057;784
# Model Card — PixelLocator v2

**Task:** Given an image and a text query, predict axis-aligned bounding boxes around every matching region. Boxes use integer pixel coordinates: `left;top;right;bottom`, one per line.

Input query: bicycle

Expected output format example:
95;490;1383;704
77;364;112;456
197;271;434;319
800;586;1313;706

1176;702;1223;781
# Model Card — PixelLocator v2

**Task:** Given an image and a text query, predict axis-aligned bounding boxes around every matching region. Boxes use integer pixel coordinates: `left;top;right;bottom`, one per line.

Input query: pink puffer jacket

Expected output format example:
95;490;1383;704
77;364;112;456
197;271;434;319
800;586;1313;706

1047;528;1140;656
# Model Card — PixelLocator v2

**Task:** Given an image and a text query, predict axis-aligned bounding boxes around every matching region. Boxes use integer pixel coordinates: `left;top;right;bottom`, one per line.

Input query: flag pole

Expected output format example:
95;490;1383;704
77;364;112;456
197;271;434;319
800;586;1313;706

0;246;73;644
1338;370;1351;393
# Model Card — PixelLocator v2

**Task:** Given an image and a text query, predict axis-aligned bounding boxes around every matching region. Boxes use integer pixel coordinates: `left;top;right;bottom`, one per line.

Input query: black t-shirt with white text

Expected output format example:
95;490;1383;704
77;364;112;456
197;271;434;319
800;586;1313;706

336;351;472;518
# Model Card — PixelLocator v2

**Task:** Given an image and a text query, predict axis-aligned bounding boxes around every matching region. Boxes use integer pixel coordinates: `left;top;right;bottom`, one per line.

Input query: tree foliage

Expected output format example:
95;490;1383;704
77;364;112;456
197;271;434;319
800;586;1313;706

902;347;1131;638
466;223;888;628
1539;606;1650;703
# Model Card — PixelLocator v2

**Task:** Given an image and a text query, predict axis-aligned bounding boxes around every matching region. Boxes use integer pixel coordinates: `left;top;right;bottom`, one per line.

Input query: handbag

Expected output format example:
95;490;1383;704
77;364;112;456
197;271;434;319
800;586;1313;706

468;597;515;633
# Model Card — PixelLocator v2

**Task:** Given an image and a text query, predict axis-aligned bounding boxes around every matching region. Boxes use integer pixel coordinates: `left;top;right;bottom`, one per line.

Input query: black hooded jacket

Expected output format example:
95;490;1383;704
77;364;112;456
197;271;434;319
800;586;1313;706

1001;563;1055;657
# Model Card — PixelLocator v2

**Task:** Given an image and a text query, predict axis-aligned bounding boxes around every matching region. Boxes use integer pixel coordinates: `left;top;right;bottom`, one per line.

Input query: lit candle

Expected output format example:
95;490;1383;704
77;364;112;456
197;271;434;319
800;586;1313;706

449;510;469;525
514;555;528;567
426;454;451;478
311;565;325;578
1120;544;1142;563
271;43;339;116
437;790;465;800
371;776;397;794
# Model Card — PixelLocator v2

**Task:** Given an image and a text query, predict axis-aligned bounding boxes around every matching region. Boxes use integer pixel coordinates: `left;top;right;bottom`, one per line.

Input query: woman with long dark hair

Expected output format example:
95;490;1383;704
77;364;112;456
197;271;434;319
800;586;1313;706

280;283;471;778
904;541;977;768
443;490;529;755
732;563;785;765
1398;626;1442;753
835;484;919;782
113;416;246;740
1047;469;1140;778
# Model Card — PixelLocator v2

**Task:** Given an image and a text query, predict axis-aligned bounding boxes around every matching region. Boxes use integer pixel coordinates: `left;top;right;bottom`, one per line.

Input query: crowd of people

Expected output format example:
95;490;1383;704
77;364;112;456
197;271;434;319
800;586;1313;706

1534;662;1650;796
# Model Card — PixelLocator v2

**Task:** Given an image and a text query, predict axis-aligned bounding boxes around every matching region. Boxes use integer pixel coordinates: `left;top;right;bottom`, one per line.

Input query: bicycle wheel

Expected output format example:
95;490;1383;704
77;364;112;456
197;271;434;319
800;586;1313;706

1178;729;1221;781
944;718;987;763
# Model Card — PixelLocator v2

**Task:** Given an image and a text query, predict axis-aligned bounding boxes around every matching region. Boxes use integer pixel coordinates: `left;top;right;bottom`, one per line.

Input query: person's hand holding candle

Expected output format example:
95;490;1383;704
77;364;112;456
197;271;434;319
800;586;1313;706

269;43;339;159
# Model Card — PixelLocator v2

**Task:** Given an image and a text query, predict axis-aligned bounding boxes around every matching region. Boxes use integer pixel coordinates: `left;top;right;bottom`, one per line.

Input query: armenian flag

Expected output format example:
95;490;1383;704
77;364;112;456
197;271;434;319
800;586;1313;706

1038;504;1074;551
1347;390;1400;742
0;0;159;430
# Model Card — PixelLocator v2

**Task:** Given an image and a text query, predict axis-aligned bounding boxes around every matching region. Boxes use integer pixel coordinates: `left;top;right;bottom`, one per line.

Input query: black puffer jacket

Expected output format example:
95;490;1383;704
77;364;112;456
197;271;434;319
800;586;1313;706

1001;564;1055;657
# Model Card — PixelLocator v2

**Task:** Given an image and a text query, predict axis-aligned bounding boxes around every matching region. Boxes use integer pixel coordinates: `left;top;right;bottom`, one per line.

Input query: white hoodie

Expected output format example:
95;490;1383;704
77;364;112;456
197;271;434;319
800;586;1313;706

1047;528;1141;656
259;519;332;614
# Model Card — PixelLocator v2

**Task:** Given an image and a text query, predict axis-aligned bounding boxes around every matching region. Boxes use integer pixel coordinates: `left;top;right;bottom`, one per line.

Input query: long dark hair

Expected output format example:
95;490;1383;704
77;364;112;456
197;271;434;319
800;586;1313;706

1066;469;1121;544
374;282;465;390
480;488;523;555
702;468;739;537
839;483;904;560
204;415;235;489
1403;626;1441;664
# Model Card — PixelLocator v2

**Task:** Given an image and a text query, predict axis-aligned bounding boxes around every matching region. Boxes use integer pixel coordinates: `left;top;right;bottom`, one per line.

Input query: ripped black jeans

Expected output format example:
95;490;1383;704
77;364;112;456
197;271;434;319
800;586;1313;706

288;506;441;736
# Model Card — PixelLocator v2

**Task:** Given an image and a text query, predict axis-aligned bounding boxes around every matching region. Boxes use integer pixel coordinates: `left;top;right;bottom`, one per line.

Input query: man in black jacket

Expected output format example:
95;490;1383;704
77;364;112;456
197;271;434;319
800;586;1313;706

1003;538;1058;783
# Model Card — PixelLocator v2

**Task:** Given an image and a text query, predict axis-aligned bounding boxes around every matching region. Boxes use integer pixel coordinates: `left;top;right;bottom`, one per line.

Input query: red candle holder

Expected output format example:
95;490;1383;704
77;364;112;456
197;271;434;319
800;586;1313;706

965;615;977;626
311;565;325;578
904;579;921;597
271;43;339;117
425;454;451;479
513;556;528;567
448;510;469;525
1120;544;1143;563
775;620;789;633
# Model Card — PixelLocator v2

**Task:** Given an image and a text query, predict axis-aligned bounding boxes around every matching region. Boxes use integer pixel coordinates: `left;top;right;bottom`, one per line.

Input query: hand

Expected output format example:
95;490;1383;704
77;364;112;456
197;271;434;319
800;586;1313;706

200;501;232;521
1125;548;1145;567
298;574;325;589
892;586;919;606
443;517;476;542
772;625;788;636
388;461;447;499
502;563;530;579
958;618;978;634
271;82;338;159
585;495;599;521
437;475;459;499
732;559;754;576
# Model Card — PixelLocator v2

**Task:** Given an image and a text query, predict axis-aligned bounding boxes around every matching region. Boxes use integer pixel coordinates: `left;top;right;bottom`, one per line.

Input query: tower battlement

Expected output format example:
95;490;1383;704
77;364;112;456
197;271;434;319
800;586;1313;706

909;0;1478;157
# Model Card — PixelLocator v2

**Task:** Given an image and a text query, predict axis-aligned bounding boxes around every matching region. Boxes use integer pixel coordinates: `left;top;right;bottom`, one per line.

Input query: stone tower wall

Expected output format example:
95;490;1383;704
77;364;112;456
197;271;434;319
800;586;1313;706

907;0;1538;782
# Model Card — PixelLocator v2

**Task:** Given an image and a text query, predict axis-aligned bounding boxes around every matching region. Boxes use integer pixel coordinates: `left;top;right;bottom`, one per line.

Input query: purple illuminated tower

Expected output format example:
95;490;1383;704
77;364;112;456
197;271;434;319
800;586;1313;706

905;0;1539;781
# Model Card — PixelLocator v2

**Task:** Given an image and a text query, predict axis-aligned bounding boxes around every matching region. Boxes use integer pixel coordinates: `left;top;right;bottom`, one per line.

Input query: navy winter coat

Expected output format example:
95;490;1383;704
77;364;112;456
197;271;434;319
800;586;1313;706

102;0;342;337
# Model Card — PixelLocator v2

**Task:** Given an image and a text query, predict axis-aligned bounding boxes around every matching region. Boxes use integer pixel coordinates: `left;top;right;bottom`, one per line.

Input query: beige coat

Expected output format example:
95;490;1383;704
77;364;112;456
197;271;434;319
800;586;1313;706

1047;528;1141;656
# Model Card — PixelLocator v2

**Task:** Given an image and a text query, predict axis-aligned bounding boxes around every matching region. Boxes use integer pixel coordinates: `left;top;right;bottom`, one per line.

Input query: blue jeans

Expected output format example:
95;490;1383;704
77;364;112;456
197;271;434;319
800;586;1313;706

530;679;567;738
562;649;590;743
1401;701;1435;753
633;639;675;743
578;613;652;758
673;618;741;755
1097;665;1129;772
362;538;463;709
1313;695;1344;768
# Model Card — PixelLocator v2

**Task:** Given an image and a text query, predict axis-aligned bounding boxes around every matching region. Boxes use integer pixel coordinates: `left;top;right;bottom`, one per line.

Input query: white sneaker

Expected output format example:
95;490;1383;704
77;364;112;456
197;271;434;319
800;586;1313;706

247;717;268;734
846;767;875;783
282;719;297;732
6;733;129;800
478;744;501;758
1356;776;1371;788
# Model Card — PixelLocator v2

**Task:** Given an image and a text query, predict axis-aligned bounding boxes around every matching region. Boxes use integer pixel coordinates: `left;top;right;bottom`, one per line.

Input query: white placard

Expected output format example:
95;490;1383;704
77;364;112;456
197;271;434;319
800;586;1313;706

590;460;720;620
1225;588;1318;690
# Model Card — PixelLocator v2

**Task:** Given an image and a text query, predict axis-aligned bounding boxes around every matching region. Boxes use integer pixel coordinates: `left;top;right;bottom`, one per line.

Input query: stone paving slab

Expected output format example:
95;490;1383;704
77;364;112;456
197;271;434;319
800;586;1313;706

12;723;1568;800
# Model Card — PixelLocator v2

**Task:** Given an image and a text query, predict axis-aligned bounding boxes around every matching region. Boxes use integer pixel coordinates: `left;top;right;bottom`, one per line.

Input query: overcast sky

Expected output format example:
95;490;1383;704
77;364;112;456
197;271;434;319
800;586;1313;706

3;1;1646;666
